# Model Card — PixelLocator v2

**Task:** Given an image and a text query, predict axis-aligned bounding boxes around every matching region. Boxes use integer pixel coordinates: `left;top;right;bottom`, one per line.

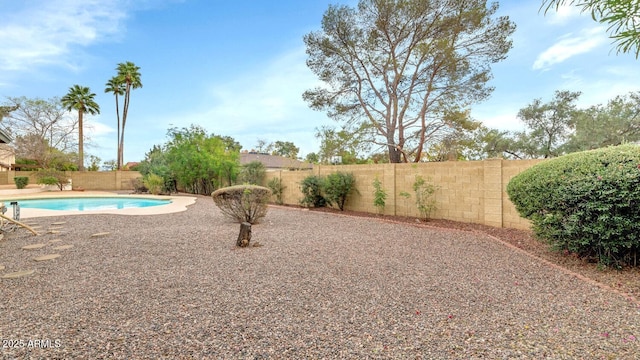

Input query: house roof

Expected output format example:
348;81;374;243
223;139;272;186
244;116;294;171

240;152;312;170
0;128;12;144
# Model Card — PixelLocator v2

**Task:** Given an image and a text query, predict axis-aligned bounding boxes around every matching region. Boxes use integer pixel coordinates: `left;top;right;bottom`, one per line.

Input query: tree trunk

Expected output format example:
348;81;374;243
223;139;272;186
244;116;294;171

119;85;130;170
78;110;84;171
237;222;252;247
115;95;121;170
387;144;401;163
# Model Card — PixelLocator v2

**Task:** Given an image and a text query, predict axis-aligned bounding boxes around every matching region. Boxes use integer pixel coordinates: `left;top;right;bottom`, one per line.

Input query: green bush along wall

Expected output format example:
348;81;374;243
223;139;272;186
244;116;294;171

264;159;543;230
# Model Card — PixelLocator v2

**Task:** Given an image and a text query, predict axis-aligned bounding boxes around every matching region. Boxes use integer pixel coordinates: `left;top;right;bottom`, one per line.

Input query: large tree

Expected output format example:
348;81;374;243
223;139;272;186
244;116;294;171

542;0;640;57
270;140;300;159
565;91;640;151
516;90;581;159
115;61;142;169
2;96;80;167
61;85;100;171
162;125;240;194
104;76;126;169
304;0;515;163
315;124;371;164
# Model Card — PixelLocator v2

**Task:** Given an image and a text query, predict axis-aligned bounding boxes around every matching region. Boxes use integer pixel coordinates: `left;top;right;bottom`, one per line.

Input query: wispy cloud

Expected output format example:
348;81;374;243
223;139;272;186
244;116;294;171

145;45;331;154
532;27;606;70
0;0;128;72
200;47;327;134
543;4;582;25
207;48;320;129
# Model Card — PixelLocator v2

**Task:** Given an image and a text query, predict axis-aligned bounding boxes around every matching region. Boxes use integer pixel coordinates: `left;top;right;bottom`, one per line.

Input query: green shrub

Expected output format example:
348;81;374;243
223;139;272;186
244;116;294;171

35;169;69;191
267;177;285;205
399;191;411;217
212;185;272;224
239;161;266;185
322;172;356;211
13;176;29;189
299;175;325;208
372;177;386;214
507;144;640;267
143;174;164;195
413;175;438;221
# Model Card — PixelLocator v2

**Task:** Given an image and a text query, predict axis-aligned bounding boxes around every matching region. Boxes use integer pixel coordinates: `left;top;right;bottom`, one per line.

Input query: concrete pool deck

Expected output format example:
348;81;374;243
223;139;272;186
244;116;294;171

0;187;197;218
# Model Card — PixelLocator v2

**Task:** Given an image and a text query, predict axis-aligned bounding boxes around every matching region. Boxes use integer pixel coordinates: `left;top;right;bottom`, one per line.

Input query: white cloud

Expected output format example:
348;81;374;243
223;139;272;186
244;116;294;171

552;64;640;107
206;48;321;129
532;27;606;70
131;45;332;157
162;46;331;153
0;0;127;72
544;4;582;25
86;118;115;138
474;109;525;132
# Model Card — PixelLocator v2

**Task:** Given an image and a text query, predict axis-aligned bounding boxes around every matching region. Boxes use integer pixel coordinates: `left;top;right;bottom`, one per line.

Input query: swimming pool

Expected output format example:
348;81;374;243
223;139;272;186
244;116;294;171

12;197;172;211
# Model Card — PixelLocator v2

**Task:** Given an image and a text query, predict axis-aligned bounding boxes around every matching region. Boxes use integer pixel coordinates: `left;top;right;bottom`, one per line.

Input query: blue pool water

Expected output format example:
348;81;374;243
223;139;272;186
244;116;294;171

13;197;171;211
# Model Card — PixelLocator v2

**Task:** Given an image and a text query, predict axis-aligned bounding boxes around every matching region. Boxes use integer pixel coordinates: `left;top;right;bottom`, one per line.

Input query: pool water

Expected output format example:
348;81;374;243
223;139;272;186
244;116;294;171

13;197;171;211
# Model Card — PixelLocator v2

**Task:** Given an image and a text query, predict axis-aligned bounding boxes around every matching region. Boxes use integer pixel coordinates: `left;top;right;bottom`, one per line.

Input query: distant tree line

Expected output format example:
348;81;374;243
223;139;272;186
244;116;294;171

308;90;640;164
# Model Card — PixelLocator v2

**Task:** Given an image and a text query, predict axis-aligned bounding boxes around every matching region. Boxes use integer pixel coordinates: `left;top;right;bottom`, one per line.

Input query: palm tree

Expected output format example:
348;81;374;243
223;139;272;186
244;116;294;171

104;77;125;169
61;85;100;171
116;61;142;170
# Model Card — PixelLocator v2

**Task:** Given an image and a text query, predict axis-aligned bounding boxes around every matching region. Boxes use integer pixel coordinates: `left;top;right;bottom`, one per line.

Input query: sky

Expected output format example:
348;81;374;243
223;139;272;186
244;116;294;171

1;0;639;164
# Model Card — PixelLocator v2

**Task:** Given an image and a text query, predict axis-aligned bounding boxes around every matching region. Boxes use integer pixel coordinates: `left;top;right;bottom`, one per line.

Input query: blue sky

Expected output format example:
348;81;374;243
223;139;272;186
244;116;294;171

1;0;639;164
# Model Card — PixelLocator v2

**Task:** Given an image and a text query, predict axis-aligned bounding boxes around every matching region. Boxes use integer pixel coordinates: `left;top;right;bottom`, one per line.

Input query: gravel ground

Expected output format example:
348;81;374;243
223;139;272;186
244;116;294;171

1;194;639;359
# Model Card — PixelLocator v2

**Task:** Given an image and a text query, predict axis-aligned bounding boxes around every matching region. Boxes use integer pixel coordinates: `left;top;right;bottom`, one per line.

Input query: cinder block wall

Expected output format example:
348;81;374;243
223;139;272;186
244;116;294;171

265;159;543;230
0;160;542;230
1;171;142;190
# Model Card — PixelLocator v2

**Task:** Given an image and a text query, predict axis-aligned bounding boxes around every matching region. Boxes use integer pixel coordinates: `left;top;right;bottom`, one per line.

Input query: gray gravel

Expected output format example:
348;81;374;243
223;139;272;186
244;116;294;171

1;194;639;359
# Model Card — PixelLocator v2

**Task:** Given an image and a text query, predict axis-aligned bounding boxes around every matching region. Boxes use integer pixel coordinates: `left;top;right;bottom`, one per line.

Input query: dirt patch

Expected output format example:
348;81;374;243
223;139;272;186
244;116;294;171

306;206;640;300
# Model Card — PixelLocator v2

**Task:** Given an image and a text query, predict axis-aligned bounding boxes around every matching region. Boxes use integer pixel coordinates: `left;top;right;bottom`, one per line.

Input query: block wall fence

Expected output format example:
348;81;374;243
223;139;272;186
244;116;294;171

0;170;142;191
265;159;543;230
0;159;543;230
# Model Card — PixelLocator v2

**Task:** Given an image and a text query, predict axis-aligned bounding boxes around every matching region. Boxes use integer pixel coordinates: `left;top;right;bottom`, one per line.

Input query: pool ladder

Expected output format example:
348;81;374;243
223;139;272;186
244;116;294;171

0;201;21;233
1;201;20;221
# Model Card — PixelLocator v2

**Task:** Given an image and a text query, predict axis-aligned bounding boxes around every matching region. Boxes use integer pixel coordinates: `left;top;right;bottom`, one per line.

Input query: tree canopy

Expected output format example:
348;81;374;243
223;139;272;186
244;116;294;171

566;92;640;151
516;90;581;159
270;140;300;159
464;90;640;160
253;139;300;159
304;0;515;163
138;125;240;195
315;125;371;164
2;96;80;169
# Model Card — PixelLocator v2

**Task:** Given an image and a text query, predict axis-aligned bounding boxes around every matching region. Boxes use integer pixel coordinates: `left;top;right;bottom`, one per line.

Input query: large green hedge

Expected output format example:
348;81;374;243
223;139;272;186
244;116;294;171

507;144;640;267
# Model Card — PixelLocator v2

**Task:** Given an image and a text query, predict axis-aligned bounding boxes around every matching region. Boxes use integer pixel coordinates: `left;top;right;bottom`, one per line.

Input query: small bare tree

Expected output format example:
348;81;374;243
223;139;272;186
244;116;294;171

212;185;272;224
2;97;80;167
212;185;272;247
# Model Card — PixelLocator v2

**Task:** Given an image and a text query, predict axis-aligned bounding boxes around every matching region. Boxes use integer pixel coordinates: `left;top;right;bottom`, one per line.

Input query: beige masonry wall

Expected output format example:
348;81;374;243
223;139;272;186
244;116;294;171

0;170;142;190
0;160;543;229
265;159;543;230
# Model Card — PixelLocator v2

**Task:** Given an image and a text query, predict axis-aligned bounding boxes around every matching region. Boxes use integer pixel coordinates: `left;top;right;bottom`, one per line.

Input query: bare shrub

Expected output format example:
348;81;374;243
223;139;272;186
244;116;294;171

130;177;148;193
212;185;272;224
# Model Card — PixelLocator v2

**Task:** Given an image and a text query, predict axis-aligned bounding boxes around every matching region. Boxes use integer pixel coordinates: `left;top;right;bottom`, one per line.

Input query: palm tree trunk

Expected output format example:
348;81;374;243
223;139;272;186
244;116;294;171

120;84;130;170
78;110;84;171
115;95;121;170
